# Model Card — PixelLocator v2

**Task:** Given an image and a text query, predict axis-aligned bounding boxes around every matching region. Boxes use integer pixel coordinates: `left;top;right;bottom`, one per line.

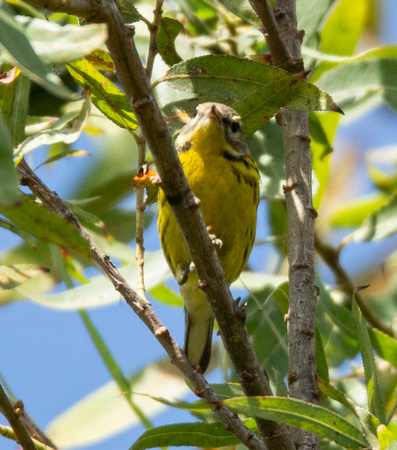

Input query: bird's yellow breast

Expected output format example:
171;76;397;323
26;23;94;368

158;124;259;285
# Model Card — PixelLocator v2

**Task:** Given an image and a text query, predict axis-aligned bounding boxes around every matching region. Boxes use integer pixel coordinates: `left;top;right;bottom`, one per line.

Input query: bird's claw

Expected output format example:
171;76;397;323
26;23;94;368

207;225;223;249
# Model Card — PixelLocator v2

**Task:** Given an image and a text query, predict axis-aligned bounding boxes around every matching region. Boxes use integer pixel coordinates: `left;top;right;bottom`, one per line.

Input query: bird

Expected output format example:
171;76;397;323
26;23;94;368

157;102;260;373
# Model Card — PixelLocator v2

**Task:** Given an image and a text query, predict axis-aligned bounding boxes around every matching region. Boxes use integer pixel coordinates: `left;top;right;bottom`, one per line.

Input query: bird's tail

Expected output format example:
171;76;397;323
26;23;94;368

181;282;214;373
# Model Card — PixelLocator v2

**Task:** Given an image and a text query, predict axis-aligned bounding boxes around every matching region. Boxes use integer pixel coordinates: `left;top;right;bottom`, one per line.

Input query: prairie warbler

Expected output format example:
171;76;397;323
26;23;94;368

158;103;260;373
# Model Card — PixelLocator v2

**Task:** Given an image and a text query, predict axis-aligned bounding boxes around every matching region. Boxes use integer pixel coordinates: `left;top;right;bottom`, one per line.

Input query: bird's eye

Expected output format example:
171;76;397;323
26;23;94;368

193;108;198;118
231;122;240;133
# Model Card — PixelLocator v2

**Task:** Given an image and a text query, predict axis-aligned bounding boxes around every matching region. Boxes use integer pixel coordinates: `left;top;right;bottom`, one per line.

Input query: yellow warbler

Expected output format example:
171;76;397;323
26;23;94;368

158;103;260;372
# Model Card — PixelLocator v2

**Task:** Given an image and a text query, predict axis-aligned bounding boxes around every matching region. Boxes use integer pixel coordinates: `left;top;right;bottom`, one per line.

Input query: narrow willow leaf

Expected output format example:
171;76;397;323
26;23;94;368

0;217;36;248
148;283;183;307
0;195;91;258
297;0;334;48
317;377;380;442
316;58;397;115
315;327;329;383
67;58;138;130
0;67;19;121
352;299;386;424
157;17;183;66
0;264;48;290
161;55;339;136
352;192;397;242
28;251;169;310
47;359;189;448
309;111;333;158
330;194;388;228
86;48;114;72
321;0;368;56
7;72;30;146
22;19;108;65
368;328;397;368
377;424;396;450
218;0;260;27
130;421;240;450
0;115;19;205
79;310;152;430
0;9;74;99
14;93;90;163
315;277;358;364
224;396;369;448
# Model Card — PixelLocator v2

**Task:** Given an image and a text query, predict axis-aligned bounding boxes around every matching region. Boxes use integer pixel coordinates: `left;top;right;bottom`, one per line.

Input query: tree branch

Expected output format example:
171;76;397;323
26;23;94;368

251;0;320;448
0;383;37;450
314;234;393;336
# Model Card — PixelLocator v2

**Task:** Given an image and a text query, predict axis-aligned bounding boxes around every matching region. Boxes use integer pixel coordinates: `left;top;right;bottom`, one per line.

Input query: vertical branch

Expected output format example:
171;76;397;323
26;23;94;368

133;0;163;300
252;0;319;448
134;134;147;300
274;1;319;448
145;0;164;78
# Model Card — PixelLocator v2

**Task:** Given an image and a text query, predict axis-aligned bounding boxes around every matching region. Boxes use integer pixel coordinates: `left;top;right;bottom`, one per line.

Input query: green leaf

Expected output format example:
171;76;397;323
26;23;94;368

117;0;142;23
224;396;369;448
271;281;289;315
0;194;91;258
0;114;19;205
330;194;388;228
352;192;397;242
47;358;189;448
352;299;386;424
14;92;91;163
130;421;241;450
0;67;18;122
218;0;260;27
22;18;108;65
0;264;48;290
321;0;368;56
6;72;30;146
79;310;152;429
86;48;115;72
309;111;333;158
317;377;380;441
247;121;286;200
368;328;397;368
377;424;396;450
67;58;138;130
315;277;358;365
316;58;397;116
311;0;369;82
161;55;339;136
157;17;183;67
315;327;329;383
0;217;36;248
29;251;169;309
148;283;183;308
297;0;334;48
0;9;74;99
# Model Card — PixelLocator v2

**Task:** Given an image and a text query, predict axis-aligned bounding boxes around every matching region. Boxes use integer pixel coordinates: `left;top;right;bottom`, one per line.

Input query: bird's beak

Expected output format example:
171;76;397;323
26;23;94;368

208;104;221;123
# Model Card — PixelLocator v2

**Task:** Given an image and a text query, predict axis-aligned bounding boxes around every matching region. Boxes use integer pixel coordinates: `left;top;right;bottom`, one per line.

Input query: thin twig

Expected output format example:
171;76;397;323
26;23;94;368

249;0;294;70
0;384;37;450
145;0;164;78
134;134;147;300
0;424;55;450
314;234;393;337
